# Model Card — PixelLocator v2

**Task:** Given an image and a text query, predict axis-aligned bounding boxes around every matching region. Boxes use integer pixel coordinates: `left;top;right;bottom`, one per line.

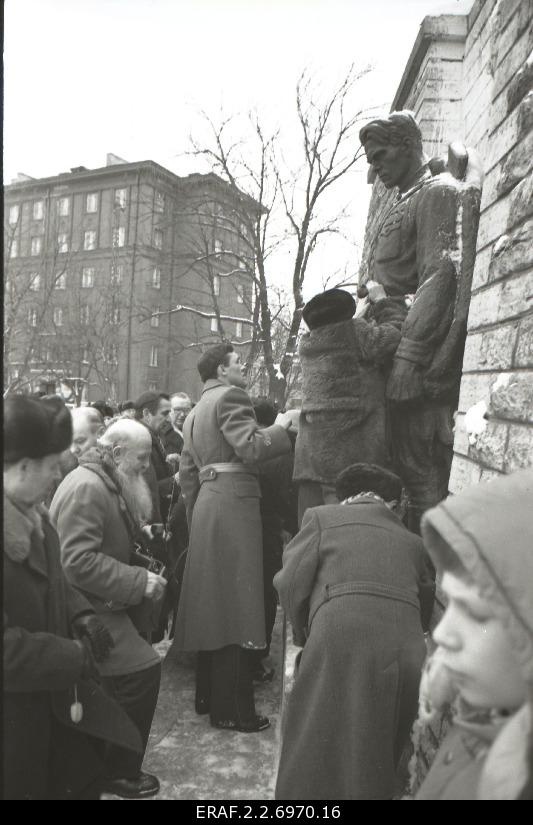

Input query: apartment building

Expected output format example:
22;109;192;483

4;157;258;403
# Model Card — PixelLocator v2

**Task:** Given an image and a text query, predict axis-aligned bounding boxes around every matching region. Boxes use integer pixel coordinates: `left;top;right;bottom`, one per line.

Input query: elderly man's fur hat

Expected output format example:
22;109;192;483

4;395;72;463
302;289;356;330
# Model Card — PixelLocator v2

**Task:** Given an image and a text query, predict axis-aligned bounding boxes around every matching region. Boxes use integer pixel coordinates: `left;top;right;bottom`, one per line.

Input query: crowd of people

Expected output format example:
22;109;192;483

3;343;533;800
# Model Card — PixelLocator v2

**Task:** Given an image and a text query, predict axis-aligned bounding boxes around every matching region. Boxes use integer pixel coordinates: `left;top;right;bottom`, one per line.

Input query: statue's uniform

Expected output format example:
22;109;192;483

368;168;481;530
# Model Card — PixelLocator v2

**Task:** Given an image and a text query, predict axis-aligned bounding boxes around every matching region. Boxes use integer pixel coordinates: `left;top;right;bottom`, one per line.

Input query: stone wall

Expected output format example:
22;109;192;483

451;0;533;490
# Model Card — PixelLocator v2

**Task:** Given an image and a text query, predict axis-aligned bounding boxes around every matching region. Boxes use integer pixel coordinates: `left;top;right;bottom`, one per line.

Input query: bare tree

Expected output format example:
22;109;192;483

180;64;372;404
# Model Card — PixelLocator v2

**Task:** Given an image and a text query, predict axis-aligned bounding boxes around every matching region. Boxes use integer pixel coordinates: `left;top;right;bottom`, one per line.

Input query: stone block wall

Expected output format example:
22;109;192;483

451;0;533;491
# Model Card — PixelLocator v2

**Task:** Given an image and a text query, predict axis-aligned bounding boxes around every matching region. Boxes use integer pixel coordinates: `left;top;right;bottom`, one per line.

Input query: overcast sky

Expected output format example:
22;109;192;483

4;0;473;295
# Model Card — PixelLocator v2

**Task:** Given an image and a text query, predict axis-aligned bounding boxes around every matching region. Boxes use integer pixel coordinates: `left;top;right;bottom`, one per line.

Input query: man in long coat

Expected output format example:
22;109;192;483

3;395;141;800
274;464;435;800
174;343;292;732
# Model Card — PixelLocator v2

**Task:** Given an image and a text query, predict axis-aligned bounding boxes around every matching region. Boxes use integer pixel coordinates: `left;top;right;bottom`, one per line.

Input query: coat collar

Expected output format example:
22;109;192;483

78;446;121;493
3;493;47;564
202;378;227;394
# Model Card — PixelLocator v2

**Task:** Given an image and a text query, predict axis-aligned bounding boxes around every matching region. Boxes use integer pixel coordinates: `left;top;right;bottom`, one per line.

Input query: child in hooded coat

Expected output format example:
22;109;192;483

415;468;533;800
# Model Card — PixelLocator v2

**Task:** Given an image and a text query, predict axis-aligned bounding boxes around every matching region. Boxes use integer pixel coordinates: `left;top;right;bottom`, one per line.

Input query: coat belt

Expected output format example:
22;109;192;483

198;463;257;483
308;580;420;627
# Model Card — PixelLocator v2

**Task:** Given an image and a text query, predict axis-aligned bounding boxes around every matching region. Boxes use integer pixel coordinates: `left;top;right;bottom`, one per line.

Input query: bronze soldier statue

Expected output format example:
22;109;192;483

359;111;482;532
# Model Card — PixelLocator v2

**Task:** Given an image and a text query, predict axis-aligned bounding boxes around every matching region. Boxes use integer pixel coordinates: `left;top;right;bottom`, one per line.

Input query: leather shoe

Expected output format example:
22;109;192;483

211;715;270;733
102;771;160;799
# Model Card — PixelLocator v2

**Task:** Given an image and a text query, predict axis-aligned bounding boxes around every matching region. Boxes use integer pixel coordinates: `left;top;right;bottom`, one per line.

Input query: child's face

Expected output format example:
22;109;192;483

433;572;527;712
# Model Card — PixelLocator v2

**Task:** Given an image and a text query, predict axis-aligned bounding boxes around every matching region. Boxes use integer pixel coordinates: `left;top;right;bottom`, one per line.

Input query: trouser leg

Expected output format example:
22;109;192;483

101;662;161;779
391;401;454;534
195;651;212;712
209;645;256;726
255;531;283;664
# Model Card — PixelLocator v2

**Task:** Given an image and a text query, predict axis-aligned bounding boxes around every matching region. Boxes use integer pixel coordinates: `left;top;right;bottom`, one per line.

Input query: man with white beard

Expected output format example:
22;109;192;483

50;419;166;799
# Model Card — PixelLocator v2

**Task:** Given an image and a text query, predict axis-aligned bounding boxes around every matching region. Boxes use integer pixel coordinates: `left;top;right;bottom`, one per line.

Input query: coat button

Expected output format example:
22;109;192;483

443;751;453;765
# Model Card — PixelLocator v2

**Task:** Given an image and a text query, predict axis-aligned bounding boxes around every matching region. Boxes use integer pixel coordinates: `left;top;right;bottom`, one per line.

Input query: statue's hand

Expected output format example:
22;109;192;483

387;358;425;402
366;280;387;303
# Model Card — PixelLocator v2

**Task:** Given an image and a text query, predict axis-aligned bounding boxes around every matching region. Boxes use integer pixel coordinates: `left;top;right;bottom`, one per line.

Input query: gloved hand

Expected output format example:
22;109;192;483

72;614;115;663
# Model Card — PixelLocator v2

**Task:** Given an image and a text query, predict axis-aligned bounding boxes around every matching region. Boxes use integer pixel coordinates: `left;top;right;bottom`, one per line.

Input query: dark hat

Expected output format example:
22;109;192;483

4;395;72;463
302;289;356;330
335;463;403;503
119;399;135;412
90;400;115;419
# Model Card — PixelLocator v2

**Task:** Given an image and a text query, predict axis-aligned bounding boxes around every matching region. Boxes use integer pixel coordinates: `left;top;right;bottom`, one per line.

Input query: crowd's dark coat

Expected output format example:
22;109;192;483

274;498;434;800
3;495;141;800
159;419;184;456
174;379;291;651
142;424;176;523
50;450;161;676
294;299;406;486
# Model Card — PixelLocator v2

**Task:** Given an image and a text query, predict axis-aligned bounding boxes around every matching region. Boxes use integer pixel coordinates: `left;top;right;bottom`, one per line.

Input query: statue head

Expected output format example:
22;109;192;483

359;111;426;192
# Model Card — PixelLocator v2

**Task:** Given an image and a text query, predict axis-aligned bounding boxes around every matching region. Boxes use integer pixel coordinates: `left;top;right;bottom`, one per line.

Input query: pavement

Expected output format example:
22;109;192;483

104;612;286;800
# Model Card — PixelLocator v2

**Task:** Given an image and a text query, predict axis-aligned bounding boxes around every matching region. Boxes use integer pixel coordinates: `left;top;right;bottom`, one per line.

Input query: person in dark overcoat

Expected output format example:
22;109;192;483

274;463;435;800
3;395;141;800
174;344;293;732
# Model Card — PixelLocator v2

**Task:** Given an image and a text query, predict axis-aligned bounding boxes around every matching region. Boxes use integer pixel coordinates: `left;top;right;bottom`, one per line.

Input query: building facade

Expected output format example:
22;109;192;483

4;158;258;403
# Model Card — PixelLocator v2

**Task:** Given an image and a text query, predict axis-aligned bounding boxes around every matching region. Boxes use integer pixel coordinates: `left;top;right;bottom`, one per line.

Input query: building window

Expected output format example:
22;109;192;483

29;272;41;291
54;272;67;289
240;221;248;237
151;308;160;328
114;188;127;208
111;305;121;324
109;344;118;364
214;238;223;254
57;233;69;253
238;257;247;270
29;308;38;327
84;230;97;250
58;197;70;216
210;317;219;333
10;239;19;258
237;285;244;304
213;275;221;296
33;200;44;220
152;267;161;289
154;191;165;213
80;305;90;325
82;266;95;288
153;228;163;249
148;382;157;392
112;226;125;248
149;346;159;367
236;321;243;338
86;193;98;213
111;263;123;284
31;236;43;256
53;307;63;326
82;347;90;363
9;204;20;224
